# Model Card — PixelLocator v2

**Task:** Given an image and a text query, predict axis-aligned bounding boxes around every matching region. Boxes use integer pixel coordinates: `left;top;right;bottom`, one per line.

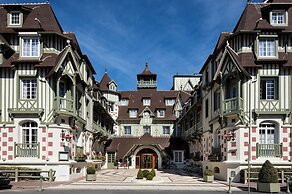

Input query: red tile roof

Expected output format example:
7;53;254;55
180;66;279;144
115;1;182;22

100;72;112;91
137;63;156;76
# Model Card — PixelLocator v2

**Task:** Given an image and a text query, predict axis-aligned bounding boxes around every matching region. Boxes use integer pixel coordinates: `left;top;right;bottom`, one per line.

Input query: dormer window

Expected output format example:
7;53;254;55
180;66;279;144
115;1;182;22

120;99;129;106
270;11;287;26
165;99;175;106
258;38;277;58
157;109;165;118
143;98;151;106
109;83;116;91
129;109;137;118
9;11;22;26
21;36;40;58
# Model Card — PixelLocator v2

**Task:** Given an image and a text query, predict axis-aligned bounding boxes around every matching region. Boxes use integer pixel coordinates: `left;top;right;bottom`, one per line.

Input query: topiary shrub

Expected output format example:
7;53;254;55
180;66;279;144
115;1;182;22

151;168;156;177
86;166;96;174
137;169;143;179
258;160;278;183
146;174;154;180
143;170;150;178
204;169;213;176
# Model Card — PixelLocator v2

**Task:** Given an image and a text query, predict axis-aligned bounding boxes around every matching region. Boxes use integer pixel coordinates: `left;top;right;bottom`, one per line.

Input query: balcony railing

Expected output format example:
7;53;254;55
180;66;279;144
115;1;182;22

54;97;74;113
222;97;243;115
137;80;157;88
93;122;111;137
184;122;202;139
256;143;283;158
14;143;40;158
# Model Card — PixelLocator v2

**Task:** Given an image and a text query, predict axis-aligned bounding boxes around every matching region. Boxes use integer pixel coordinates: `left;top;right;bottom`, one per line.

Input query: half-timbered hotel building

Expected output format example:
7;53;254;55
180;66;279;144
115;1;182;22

101;64;192;169
0;2;114;181
179;0;292;181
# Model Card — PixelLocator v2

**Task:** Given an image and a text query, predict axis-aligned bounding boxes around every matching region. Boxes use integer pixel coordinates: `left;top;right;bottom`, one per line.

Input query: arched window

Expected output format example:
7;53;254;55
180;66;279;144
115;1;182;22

21;121;38;144
214;167;220;173
259;122;276;144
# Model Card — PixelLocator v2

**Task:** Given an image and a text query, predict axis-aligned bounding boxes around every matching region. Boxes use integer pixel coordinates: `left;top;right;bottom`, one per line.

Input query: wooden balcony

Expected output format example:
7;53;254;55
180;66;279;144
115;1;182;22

14;143;40;158
255;100;290;115
55;97;74;114
137;80;157;88
222;97;243;116
184;122;202;140
92;122;111;138
256;143;283;158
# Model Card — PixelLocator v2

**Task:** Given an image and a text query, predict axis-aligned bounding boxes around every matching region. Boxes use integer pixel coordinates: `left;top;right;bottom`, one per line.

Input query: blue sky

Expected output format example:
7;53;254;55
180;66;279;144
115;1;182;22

1;0;253;90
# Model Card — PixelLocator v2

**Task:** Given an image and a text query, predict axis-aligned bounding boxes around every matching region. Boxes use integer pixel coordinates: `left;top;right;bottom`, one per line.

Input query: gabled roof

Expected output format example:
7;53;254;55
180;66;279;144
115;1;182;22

0;2;63;33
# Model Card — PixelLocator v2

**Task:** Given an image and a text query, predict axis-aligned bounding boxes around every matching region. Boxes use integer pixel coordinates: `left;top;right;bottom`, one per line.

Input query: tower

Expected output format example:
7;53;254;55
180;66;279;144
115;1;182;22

137;63;157;90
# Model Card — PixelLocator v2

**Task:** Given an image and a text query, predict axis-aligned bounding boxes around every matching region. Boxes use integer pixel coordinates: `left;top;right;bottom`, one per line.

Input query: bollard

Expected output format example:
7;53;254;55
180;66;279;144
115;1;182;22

49;169;53;183
287;176;291;193
227;177;232;194
15;168;18;182
38;176;44;192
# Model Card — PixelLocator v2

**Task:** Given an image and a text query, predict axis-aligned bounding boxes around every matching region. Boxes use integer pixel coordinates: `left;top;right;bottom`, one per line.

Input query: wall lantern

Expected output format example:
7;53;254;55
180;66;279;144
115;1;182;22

225;129;236;141
61;130;72;142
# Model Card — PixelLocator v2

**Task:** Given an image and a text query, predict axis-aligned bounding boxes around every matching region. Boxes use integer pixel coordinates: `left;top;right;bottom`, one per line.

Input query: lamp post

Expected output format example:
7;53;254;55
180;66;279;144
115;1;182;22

248;79;256;194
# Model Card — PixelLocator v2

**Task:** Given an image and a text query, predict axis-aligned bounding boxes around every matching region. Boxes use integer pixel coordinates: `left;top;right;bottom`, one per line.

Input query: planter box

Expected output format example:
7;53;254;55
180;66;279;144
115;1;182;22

86;174;96;181
257;182;280;193
203;175;214;183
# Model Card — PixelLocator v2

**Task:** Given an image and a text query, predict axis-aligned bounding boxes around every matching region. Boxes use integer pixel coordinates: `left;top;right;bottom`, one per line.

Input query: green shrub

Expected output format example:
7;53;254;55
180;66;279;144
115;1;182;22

146;174;154;180
151;168;156;177
137;169;143;179
258;160;278;183
143;170;150;178
204;169;213;176
86;166;96;174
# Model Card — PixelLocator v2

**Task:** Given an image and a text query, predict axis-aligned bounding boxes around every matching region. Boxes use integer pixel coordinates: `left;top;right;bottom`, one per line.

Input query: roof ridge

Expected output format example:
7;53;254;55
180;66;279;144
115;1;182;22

0;2;49;5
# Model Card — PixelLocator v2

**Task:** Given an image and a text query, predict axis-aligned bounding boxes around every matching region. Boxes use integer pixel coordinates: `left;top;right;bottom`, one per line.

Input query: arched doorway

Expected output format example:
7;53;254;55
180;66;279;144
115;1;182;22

136;148;158;169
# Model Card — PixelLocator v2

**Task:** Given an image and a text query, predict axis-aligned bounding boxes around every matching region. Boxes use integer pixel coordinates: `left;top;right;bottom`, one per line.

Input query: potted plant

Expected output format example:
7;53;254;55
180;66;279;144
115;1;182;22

203;169;214;183
86;166;96;181
257;160;280;193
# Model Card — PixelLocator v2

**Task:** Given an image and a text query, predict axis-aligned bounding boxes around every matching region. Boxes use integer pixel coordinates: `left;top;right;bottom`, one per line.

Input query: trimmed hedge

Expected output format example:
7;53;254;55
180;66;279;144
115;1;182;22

137;169;143;179
146;174;154;180
143;170;150;178
258;160;278;183
151;169;156;177
86;166;96;174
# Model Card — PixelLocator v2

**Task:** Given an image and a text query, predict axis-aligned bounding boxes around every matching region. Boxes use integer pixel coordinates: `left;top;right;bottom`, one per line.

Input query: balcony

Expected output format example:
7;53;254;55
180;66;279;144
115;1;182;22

256;143;283;158
222;97;243;116
184;122;202;140
92;122;111;138
55;97;74;114
8;100;44;118
14;143;40;158
255;100;290;115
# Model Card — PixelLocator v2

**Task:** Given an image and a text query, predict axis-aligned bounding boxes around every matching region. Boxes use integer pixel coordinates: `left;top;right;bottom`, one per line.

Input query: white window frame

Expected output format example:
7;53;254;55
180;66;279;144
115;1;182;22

21;36;40;57
259;123;276;144
157;109;165;118
270;11;288;26
258;38;277;58
165;99;175;106
143;126;151;134
143;98;151;106
21;121;38;144
173;150;184;163
162;126;170;135
124;126;131;135
260;77;278;100
129;109;137;118
120;99;129;106
21;78;37;100
9;11;21;26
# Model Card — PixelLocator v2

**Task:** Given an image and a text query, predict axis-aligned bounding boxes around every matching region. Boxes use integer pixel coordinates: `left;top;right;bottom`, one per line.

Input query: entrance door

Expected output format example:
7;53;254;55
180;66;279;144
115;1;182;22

142;154;153;169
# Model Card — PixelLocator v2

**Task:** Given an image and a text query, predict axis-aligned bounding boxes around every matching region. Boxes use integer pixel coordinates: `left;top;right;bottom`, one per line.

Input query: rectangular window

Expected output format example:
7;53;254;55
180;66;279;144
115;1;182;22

163;126;170;135
107;153;115;163
10;11;20;25
205;99;209;118
129;109;137;118
165;99;175;106
214;90;220;111
143;126;151;134
271;11;286;25
120;99;129;106
21;79;37;99
143;98;151;106
157;109;165;118
260;78;278;100
174;151;183;163
124;126;131;135
205;68;209;83
259;39;276;57
22;37;40;57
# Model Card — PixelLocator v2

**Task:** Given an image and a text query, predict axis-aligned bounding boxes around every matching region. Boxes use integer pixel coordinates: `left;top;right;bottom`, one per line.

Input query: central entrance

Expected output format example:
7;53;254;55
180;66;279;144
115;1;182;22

136;148;158;169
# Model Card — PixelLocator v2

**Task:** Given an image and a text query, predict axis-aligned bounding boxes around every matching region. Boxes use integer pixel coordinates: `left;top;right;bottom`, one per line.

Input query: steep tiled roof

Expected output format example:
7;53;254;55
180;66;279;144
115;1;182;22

107;133;189;160
0;3;63;33
100;72;111;91
117;90;190;121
